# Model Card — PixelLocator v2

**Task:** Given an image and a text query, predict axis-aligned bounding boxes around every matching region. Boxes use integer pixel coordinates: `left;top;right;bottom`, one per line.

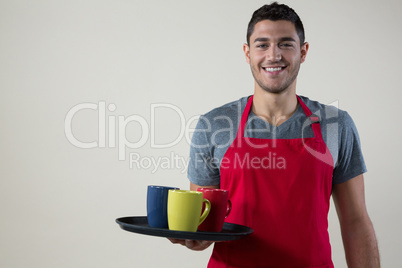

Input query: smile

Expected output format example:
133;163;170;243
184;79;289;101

263;67;286;73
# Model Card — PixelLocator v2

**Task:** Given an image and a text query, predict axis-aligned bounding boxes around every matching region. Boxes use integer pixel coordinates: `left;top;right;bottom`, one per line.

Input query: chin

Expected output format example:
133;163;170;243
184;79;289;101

262;87;287;94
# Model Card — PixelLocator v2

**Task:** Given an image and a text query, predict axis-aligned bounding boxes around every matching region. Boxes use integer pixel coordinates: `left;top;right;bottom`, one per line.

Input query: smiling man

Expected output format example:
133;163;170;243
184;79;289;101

170;2;380;267
247;20;305;95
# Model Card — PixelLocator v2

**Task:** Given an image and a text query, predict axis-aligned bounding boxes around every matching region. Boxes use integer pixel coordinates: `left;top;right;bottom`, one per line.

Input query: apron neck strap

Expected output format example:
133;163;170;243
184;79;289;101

297;95;323;140
237;95;323;140
237;95;254;139
297;95;312;116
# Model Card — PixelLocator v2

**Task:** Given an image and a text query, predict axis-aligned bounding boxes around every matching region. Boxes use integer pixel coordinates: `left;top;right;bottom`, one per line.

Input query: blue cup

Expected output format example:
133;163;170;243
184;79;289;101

147;185;179;228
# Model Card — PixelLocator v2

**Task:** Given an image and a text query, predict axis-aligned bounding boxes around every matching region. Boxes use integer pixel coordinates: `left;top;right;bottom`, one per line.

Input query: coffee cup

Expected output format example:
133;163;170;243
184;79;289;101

167;190;211;232
147;185;179;228
197;188;231;232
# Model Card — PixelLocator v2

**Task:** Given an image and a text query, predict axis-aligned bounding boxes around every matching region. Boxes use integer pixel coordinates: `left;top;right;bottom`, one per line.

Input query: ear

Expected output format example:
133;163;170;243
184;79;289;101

243;43;250;64
300;42;309;63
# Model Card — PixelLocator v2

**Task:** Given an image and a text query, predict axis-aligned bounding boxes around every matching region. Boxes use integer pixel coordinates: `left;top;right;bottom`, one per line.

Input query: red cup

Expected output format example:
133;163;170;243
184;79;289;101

197;188;232;232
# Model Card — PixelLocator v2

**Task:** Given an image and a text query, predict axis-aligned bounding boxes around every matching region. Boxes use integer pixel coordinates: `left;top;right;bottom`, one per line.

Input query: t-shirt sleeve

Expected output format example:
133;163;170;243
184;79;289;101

332;111;367;184
187;116;221;186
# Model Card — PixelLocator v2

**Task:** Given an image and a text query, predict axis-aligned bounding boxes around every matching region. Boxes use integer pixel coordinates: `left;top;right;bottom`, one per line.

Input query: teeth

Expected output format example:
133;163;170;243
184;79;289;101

265;67;283;72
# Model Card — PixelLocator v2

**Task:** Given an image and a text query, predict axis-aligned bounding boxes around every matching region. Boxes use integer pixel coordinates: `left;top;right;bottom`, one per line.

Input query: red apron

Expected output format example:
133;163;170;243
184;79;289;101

208;95;334;268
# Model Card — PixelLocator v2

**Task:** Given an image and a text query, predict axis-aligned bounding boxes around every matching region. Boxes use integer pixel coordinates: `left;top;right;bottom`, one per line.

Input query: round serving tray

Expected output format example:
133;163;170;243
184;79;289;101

116;216;253;241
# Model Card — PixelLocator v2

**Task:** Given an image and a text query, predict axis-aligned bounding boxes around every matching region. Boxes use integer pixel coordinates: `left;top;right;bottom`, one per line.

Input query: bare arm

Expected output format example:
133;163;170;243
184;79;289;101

332;174;380;267
168;182;220;251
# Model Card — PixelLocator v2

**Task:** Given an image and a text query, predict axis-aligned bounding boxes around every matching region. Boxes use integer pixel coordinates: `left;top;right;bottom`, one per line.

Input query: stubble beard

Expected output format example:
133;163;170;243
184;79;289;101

251;60;301;94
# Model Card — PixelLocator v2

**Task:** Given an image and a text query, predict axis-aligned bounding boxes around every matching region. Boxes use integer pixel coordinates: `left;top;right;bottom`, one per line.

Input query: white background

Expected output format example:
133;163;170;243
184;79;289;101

1;0;401;267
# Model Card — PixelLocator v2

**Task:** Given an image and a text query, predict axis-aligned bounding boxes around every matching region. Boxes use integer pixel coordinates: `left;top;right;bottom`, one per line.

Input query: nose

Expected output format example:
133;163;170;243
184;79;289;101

266;45;281;62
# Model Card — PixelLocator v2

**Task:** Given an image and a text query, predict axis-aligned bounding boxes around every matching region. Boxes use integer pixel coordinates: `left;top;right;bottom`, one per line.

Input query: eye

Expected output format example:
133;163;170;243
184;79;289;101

256;44;268;48
280;43;294;48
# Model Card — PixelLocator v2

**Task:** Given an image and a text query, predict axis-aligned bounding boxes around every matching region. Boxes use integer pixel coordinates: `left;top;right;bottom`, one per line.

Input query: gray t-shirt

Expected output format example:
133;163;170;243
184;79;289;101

188;95;367;186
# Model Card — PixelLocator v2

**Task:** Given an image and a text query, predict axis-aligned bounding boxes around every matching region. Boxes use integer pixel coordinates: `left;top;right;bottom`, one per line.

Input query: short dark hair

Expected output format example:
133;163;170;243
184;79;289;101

247;2;305;46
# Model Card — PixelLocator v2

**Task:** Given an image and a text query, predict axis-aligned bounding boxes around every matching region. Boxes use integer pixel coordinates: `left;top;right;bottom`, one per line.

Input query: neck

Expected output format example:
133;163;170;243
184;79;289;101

252;88;298;126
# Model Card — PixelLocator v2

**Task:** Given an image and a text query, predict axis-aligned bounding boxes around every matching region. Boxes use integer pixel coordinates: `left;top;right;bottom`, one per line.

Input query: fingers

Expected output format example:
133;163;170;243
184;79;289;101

167;238;214;251
186;240;213;251
168;238;186;246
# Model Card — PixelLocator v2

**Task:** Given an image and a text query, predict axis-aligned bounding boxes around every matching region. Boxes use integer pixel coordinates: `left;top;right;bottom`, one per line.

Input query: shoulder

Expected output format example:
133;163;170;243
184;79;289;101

197;96;248;129
203;96;248;119
298;95;352;126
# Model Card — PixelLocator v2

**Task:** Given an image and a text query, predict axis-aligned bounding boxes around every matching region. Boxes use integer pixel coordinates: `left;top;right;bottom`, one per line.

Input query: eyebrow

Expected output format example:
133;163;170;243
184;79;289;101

253;37;297;43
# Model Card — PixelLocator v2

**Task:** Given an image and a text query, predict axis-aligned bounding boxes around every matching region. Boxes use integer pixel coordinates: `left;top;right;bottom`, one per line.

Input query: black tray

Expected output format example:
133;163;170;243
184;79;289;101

116;216;253;241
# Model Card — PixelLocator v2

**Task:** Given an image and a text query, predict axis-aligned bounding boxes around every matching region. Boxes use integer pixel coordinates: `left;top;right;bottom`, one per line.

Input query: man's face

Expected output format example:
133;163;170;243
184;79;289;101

244;20;309;94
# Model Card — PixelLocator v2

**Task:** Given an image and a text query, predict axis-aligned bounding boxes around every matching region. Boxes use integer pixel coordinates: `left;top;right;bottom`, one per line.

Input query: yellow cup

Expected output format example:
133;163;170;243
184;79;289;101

168;190;211;232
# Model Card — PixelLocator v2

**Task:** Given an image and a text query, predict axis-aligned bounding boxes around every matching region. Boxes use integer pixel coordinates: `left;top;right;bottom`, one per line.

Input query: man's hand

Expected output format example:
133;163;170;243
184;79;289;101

168;238;214;251
167;183;218;251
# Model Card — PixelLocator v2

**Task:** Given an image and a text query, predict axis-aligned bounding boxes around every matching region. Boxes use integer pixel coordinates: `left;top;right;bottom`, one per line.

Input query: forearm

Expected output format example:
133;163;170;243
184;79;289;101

340;216;380;268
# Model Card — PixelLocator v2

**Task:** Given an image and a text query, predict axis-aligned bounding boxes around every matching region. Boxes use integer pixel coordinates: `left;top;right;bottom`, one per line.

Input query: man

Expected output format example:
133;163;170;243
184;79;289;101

170;2;380;267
